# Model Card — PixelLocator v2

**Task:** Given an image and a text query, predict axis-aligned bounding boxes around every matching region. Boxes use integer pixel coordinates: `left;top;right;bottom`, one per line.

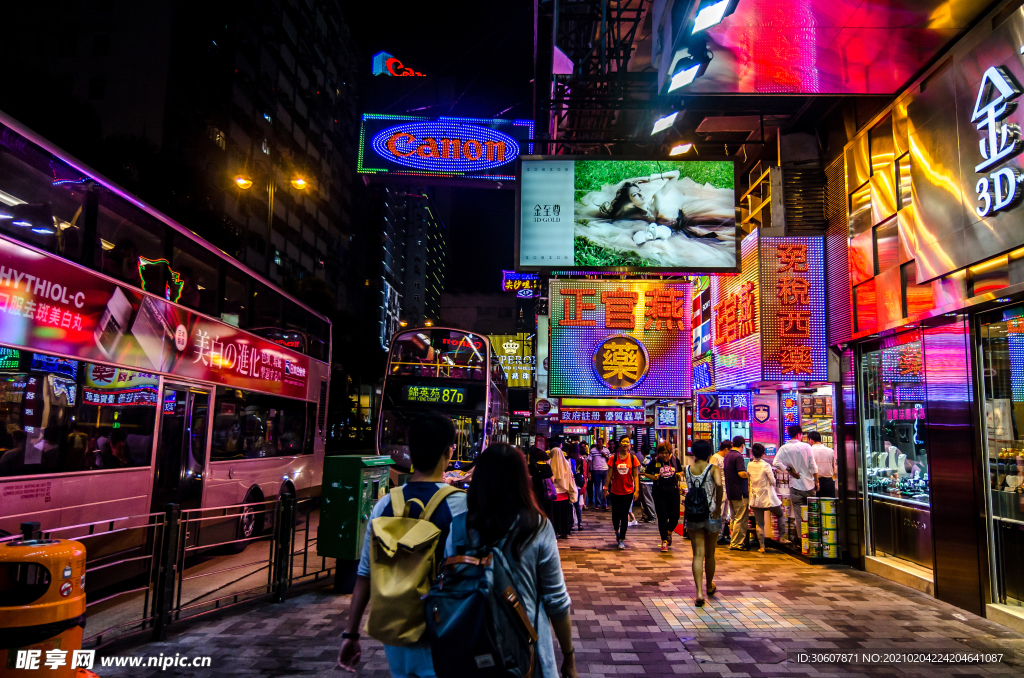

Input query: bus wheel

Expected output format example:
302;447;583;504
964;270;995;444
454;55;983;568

232;489;264;552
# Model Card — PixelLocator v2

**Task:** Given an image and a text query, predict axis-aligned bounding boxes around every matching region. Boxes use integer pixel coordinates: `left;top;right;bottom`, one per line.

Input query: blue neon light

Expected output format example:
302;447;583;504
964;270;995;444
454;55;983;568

370;121;520;173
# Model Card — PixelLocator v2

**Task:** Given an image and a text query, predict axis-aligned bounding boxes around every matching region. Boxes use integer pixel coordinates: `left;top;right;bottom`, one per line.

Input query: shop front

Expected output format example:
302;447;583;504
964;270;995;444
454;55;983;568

836;0;1024;625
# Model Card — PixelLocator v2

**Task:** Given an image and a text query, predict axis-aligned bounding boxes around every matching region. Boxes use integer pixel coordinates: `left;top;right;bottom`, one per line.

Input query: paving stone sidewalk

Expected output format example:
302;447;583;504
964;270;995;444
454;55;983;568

97;508;1023;677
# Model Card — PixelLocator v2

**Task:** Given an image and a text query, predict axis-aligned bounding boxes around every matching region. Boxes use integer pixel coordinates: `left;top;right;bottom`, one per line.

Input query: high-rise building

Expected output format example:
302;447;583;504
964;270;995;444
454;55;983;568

0;1;359;310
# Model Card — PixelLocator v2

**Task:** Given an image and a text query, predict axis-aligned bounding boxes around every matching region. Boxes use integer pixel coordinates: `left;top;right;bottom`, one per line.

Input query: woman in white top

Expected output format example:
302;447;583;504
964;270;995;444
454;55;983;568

747;443;785;554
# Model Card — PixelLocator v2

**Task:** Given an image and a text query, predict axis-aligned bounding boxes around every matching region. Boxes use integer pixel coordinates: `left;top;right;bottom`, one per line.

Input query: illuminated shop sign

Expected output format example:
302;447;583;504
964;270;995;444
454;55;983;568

781;392;799;441
489;333;536;388
691;276;712;357
695;391;751;421
972;66;1023;217
712;232;760;388
501;270;539;296
655;405;678;428
358;114;533;181
0;347;20;369
548;280;692;398
555;407;646;424
693;356;713;391
760;237;827;381
371;51;425;77
0;235;312;400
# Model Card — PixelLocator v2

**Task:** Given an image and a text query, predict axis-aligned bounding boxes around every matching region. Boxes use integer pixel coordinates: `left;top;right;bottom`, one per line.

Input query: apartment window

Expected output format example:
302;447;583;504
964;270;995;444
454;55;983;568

207;125;226;150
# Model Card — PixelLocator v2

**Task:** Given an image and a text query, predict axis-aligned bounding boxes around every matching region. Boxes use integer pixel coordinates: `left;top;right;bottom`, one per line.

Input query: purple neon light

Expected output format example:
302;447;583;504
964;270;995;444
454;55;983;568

761;236;827;382
712;231;760;388
370;121;520;172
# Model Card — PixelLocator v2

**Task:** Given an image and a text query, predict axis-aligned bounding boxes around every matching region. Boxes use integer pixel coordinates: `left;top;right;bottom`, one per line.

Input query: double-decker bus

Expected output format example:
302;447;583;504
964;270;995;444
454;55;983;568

0;111;331;567
378;328;507;467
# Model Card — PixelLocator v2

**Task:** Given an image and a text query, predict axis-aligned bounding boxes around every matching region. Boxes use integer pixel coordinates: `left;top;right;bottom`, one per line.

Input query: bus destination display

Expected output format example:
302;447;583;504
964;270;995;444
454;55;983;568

403;385;465;405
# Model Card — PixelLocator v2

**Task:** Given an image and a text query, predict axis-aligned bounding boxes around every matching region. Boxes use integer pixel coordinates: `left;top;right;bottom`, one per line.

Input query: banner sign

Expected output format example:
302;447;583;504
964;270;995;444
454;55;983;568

548;279;692;398
554;407;646;424
489;333;536;388
0;236;311;400
357;114;533;182
695;391;752;422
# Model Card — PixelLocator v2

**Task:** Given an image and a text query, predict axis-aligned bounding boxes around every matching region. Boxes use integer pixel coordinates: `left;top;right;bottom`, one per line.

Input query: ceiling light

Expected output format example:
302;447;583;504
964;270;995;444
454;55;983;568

669;63;702;91
693;0;734;33
669;143;693;156
651;112;678;135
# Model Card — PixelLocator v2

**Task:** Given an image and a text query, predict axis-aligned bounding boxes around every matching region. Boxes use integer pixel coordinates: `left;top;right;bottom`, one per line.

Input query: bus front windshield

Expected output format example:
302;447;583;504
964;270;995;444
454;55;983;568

389;330;486;380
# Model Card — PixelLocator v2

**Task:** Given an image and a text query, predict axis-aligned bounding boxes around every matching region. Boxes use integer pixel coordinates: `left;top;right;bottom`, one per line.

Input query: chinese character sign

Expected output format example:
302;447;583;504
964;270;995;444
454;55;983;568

555;407;645;423
695;392;752;422
760;237;827;381
0;236;312;400
500;270;540;295
711;232;761;388
549;279;692;398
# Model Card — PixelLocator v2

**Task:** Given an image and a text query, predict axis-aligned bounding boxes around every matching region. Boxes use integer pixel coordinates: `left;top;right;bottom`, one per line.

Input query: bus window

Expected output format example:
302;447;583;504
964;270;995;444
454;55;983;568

222;267;248;327
95;192;167;290
172;237;219;316
252;282;283;329
0;353;157;477
210;387;309;461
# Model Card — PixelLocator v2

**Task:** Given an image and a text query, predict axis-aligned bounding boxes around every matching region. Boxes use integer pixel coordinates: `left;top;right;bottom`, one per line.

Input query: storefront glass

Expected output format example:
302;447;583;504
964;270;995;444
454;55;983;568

978;309;1024;607
859;330;933;569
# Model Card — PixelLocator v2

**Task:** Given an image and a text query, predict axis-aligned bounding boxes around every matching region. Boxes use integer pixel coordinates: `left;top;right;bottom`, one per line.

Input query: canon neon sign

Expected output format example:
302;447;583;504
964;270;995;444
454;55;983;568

370;121;520;172
371;51;424;77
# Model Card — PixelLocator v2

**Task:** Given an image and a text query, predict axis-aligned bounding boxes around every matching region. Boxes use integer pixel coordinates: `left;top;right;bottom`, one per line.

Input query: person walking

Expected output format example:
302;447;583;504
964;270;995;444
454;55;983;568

549;444;578;539
773;425;819;542
712;440;732;544
445;443;577;678
604;436;641;549
338;413;468;677
723;435;750;550
643;442;682;552
747;443;785;554
807;432;837;498
567;442;587;531
589;438;610;509
528;446;555;522
683;439;724;607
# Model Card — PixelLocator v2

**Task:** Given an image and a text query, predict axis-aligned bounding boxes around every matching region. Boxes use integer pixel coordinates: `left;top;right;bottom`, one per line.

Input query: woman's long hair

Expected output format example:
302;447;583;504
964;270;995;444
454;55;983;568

468;443;546;559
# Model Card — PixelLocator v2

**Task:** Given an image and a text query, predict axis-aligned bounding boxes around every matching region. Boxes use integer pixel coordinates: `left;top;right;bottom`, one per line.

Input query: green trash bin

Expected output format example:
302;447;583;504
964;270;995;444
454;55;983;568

318;455;394;592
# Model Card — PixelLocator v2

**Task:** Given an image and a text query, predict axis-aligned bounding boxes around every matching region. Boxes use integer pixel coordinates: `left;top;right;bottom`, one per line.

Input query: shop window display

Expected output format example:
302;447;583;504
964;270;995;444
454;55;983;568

979;309;1024;607
859;331;932;569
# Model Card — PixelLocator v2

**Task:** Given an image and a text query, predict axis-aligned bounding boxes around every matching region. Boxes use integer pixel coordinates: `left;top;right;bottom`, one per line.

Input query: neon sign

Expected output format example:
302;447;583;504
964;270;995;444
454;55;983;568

138;257;184;303
695;392;751;422
972;66;1023;216
372;51;424;77
371;121;520;173
761;237;827;381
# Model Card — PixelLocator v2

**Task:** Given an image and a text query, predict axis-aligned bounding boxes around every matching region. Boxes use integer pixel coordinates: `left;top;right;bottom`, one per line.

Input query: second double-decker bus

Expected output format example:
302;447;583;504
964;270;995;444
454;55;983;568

0;111;331;580
378;328;507;467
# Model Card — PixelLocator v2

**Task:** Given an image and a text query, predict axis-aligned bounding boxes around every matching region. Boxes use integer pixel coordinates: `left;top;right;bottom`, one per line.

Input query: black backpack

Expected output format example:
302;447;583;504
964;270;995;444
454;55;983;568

424;515;539;678
684;465;714;523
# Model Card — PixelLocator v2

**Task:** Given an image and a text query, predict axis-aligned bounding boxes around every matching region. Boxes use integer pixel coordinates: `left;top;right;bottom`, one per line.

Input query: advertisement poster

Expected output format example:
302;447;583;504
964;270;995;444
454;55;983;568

489;332;536;388
0;236;310;400
548;279;692;398
519;158;737;272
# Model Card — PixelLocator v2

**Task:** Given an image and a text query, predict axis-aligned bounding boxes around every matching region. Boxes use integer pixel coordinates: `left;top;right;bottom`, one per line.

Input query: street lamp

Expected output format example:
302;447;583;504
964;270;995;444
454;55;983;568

291;177;308;190
234;175;254;189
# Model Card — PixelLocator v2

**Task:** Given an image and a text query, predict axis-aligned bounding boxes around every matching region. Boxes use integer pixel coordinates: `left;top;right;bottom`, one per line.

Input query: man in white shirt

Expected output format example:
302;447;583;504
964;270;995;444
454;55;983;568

773;424;818;542
590;438;610;509
807;431;837;498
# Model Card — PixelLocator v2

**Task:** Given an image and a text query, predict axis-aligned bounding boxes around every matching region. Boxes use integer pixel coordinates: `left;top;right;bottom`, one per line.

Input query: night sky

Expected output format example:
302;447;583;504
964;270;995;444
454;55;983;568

343;0;534;293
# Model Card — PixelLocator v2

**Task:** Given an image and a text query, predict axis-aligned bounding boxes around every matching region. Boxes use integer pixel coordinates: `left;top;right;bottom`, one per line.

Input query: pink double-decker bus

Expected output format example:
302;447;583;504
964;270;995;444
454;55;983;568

0;111;331;571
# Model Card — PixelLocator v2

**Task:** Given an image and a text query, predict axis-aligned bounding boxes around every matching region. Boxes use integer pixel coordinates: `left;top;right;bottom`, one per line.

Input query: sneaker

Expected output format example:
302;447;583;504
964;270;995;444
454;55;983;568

628;520;639;527
661;541;669;552
617;540;626;549
667;533;673;545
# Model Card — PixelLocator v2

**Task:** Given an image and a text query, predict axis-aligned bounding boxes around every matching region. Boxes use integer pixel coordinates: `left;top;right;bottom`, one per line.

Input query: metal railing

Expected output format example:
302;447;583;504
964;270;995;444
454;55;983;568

7;496;336;649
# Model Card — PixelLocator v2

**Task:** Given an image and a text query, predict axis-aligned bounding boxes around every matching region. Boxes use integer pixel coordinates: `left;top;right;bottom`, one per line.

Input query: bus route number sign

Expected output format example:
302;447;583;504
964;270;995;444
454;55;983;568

403;385;465;405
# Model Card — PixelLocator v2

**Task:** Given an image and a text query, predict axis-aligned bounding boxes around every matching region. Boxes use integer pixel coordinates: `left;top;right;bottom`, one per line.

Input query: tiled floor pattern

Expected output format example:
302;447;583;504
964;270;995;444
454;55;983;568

97;507;1024;677
647;596;826;632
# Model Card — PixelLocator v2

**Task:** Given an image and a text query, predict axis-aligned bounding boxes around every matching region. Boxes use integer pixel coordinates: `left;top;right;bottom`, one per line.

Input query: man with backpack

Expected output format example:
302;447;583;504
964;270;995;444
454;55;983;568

337;413;467;677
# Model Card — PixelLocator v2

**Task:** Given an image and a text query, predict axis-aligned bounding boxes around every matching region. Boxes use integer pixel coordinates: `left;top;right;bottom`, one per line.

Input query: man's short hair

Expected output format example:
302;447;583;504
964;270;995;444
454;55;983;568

787;424;803;439
731;435;746;449
806;431;822;443
718;440;732;452
408;413;456;471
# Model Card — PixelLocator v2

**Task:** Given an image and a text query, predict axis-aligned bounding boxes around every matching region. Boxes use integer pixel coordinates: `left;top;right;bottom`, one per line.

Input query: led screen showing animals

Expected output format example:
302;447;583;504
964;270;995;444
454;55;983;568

517;158;737;272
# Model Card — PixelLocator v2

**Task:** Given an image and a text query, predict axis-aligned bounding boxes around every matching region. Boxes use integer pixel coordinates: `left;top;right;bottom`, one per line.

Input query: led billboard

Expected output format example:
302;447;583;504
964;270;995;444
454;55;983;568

548;279;692;398
517;157;737;272
358;114;533;181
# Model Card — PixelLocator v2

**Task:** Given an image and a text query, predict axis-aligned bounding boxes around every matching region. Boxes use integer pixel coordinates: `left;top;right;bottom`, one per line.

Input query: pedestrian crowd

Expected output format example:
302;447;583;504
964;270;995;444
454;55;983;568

337;413;836;677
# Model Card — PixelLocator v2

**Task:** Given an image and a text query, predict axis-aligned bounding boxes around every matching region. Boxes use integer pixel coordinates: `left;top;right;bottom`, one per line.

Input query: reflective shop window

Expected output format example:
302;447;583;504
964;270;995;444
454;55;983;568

210;387;310;461
0;350;157;477
979;311;1024;607
0;128;89;261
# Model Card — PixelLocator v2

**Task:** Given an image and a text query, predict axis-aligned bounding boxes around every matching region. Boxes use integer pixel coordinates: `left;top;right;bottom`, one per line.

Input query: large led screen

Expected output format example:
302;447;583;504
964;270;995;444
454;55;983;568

548;279;692;398
517;157;737;272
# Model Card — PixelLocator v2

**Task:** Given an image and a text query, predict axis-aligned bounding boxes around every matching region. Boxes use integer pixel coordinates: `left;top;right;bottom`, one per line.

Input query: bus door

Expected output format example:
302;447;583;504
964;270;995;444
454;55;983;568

152;384;210;528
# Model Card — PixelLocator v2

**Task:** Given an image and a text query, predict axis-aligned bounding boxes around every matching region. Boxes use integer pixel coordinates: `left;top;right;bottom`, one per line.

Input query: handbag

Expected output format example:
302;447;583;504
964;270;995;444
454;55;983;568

543;478;558;501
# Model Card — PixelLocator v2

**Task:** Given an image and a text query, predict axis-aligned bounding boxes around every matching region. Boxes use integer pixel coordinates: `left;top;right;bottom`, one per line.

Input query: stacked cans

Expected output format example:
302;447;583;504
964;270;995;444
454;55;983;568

800;498;822;557
820;498;839;558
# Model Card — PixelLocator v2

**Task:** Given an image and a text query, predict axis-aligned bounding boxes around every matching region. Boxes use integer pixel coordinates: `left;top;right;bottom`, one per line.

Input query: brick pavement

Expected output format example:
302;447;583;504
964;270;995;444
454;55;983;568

97;508;1023;677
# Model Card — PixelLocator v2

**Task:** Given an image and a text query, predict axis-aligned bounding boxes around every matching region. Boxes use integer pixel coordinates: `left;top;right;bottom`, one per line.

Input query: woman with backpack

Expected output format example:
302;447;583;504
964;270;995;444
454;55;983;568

444;443;577;678
684;439;724;607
